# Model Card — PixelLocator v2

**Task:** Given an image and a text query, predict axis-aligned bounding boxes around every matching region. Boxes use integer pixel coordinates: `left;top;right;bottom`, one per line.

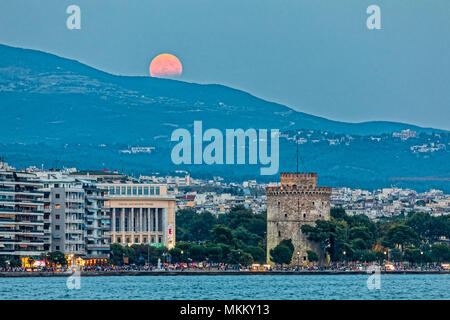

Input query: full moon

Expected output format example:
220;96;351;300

149;53;182;78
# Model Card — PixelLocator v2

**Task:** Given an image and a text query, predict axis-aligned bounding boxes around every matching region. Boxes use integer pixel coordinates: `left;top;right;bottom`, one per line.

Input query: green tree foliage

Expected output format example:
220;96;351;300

44;251;67;267
302;208;449;264
306;250;318;263
270;244;293;265
382;224;419;250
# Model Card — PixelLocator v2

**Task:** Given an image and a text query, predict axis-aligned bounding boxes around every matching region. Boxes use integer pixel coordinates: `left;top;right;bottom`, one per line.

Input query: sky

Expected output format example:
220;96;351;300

0;0;449;130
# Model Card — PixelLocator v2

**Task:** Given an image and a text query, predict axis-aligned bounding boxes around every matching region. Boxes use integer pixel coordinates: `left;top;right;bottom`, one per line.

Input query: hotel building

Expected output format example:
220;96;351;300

100;183;176;249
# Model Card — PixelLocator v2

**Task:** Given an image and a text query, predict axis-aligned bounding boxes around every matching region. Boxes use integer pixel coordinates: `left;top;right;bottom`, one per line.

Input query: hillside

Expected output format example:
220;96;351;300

0;44;449;191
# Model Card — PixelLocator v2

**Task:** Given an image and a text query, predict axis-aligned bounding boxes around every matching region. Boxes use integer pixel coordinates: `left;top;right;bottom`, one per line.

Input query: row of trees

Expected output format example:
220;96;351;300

173;206;267;265
297;208;450;264
3;206;448;268
108;205;267;266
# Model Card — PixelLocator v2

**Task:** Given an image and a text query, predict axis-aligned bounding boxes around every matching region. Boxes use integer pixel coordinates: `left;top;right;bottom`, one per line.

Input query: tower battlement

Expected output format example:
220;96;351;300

280;172;317;188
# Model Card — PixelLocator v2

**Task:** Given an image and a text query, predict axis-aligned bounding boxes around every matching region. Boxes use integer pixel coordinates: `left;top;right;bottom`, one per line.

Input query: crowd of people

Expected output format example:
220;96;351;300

0;261;448;273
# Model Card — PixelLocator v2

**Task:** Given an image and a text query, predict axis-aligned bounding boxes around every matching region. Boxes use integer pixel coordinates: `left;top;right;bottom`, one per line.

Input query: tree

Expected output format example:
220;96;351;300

390;249;404;262
279;239;295;254
169;247;183;263
404;248;422;264
188;244;207;261
239;252;254;266
228;249;243;265
301;219;349;262
375;251;386;263
382;224;419;251
245;245;266;264
270;244;293;265
330;207;346;220
406;212;432;242
9;257;21;268
211;224;233;245
306;250;318;263
431;244;450;263
205;246;222;263
46;251;67;267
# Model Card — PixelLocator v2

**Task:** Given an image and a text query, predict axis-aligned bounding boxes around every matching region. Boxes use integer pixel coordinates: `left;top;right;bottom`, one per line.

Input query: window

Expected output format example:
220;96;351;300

55;194;60;199
56;246;60;250
155;187;160;195
133;187;137;195
126;238;130;243
150;187;154;195
158;236;162;243
109;187;114;195
55;225;60;230
55;214;60;220
115;187;120;195
127;187;131;195
144;187;149;195
117;237;121;243
303;213;306;218
138;188;142;195
135;238;139;243
121;187;125;195
278;231;281;237
143;237;147;243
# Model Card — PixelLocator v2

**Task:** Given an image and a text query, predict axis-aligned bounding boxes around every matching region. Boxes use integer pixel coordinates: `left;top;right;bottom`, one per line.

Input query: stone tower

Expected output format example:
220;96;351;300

266;172;331;265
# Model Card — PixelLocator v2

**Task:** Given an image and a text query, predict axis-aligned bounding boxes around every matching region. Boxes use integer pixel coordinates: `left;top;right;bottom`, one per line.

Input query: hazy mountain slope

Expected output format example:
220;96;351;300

0;44;449;192
0;44;444;146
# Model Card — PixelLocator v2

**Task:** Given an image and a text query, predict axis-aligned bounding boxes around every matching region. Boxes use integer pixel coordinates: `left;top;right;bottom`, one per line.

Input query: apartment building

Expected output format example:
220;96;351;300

82;180;110;261
0;170;44;257
38;172;86;257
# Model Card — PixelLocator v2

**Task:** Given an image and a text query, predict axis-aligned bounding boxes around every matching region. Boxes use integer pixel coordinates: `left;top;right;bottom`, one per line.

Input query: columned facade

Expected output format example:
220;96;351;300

101;183;175;249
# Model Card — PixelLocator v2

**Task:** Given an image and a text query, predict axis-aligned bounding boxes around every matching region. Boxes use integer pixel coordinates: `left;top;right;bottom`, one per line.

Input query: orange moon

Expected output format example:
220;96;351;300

149;53;182;78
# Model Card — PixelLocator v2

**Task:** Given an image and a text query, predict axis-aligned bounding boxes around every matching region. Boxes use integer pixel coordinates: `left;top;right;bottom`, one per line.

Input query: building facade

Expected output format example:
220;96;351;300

0;171;44;258
266;173;331;265
39;172;87;256
101;183;176;249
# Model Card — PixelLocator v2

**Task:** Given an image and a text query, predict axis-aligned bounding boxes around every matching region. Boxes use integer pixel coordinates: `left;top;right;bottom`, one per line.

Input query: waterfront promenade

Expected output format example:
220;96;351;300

1;269;449;277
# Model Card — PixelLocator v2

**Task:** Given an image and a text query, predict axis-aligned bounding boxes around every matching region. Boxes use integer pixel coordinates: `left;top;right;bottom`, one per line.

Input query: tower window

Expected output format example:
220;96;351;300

285;213;288;218
303;213;306;218
278;231;281;237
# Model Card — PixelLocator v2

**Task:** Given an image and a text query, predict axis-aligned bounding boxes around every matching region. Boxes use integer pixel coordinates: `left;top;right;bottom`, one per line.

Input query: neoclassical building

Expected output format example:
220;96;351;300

266;173;331;265
100;183;176;249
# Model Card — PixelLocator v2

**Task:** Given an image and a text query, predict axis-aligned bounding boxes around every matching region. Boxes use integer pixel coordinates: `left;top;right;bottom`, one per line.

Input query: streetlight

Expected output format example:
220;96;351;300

297;251;300;267
420;251;424;269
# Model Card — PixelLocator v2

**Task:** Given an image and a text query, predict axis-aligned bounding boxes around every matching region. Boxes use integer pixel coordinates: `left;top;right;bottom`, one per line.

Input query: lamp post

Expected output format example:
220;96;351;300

420;251;424;269
297;251;300;268
343;251;346;269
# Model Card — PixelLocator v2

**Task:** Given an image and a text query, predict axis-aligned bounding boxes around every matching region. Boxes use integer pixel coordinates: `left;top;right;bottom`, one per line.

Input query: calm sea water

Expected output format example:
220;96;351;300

0;274;449;300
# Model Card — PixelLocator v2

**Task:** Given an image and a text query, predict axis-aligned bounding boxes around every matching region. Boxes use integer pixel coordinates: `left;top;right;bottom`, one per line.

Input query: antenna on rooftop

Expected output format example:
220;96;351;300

296;131;299;174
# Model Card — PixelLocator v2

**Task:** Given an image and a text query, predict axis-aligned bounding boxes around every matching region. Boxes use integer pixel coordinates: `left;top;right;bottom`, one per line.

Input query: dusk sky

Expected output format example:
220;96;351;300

0;0;449;129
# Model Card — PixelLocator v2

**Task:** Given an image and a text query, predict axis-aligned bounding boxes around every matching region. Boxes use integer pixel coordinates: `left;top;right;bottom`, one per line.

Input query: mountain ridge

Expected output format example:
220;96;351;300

0;44;449;192
0;43;446;136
